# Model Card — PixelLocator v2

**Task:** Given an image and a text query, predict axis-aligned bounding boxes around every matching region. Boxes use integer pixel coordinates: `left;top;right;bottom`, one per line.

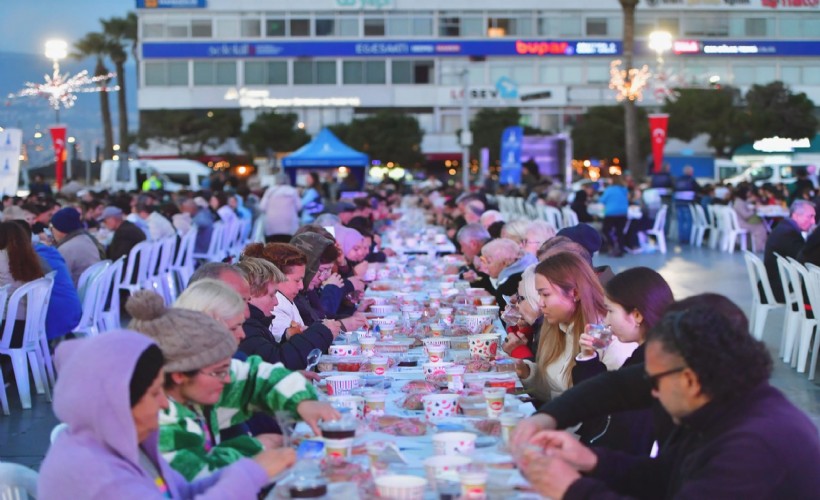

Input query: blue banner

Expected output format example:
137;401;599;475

142;39;621;59
499;126;524;186
137;0;206;8
142;38;820;59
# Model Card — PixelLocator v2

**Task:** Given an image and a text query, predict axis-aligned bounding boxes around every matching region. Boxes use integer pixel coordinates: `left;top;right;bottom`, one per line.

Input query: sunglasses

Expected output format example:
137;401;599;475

643;366;686;390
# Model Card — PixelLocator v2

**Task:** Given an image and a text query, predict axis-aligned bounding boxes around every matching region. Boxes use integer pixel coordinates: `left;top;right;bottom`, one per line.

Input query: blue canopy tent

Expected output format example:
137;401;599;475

282;128;369;187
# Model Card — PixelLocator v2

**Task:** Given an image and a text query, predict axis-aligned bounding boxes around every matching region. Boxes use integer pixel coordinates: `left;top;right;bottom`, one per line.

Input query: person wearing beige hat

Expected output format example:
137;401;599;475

126;290;339;481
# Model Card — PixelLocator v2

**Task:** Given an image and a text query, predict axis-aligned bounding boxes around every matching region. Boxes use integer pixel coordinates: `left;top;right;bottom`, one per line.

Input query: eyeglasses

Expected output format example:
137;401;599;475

199;368;231;381
643;366;687;390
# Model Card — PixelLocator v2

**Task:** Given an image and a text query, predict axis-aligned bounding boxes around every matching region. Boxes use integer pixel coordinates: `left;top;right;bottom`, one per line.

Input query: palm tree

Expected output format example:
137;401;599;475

73;32;115;160
101;15;135;154
620;0;643;181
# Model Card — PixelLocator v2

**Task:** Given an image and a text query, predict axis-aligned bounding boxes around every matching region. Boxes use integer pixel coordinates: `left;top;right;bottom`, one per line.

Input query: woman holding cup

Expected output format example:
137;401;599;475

571;266;674;453
515;253;636;406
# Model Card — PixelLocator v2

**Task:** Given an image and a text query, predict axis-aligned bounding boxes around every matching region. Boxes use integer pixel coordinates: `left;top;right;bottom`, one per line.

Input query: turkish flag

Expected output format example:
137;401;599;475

648;114;669;174
49;125;67;189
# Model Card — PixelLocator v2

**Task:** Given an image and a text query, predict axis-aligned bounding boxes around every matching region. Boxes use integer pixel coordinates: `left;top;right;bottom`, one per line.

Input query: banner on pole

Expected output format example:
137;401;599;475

648;114;669;174
49;125;67;189
499;126;523;185
0;129;23;196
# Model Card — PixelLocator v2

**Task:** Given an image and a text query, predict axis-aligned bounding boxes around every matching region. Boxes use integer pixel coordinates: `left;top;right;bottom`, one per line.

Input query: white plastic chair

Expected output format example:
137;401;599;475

192;221;226;263
793;261;819;375
98;257;125;332
172;228;197;293
0;275;55;409
50;422;69;444
689;204;709;248
76;260;110;304
776;255;803;364
723;208;751;253
744;251;785;342
118;240;155;298
0;462;38;499
72;260;112;338
562;207;579;228
645;205;668;254
706;205;723;249
250;216;265;244
538;205;563;230
144;236;176;305
806;266;820;380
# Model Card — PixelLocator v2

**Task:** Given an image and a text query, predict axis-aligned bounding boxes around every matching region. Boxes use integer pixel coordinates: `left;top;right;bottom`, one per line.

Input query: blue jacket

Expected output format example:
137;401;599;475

600;185;629;217
35;244;82;340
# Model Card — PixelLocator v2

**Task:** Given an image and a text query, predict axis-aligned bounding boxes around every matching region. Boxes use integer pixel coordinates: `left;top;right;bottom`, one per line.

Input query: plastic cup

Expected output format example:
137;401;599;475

422;393;460;421
370;356;388;376
374;475;427;500
459;467;488;499
425;344;446;363
500;412;523;445
359;336;377;356
478;296;496;305
324;437;354;459
364;390;387;417
328;395;365;420
424;455;472;485
445;365;466;392
433;432;477;456
483;387;506;418
586;324;613;349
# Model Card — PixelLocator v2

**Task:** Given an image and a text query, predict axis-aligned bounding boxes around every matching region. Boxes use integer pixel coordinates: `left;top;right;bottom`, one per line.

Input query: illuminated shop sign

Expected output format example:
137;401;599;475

136;0;206;8
224;88;361;108
143;39;623;59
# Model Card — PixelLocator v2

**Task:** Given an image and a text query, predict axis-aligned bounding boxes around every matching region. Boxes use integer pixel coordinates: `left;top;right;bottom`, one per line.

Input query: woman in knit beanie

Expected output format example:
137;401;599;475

126;290;339;482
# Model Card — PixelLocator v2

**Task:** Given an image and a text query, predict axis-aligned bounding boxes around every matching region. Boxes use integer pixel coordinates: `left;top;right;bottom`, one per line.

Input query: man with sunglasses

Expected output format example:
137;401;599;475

515;301;820;499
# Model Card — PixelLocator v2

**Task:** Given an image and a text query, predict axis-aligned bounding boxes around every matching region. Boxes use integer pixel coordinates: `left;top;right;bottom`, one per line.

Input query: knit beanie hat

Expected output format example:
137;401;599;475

290;232;334;289
126;290;237;372
129;344;165;407
556;223;602;259
50;207;83;233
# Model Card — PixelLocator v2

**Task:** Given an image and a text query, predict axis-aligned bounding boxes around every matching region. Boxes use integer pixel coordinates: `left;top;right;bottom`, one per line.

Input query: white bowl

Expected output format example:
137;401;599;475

370;304;396;315
375;475;427;500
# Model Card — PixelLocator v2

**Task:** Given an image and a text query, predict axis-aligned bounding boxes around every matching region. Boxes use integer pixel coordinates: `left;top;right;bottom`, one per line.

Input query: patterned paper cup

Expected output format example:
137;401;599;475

422;393;460;421
359;336;377;356
329;344;361;357
433;432;477;456
374;475;427;500
363;390;387;416
325;375;361;396
328;395;365;420
462;315;492;334
370;304;396;315
422;362;455;383
468;334;501;360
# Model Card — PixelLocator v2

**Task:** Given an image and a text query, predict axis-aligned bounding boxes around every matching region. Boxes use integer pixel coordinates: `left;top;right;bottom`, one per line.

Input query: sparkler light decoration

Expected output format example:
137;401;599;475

609;60;652;102
9;69;119;111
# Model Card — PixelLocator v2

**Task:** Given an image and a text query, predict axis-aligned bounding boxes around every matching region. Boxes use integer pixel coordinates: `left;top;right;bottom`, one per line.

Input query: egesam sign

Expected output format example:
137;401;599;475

136;0;206;8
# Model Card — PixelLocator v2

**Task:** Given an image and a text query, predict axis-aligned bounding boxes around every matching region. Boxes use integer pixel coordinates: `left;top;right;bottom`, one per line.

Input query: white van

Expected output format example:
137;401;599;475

98;159;212;192
723;162;817;187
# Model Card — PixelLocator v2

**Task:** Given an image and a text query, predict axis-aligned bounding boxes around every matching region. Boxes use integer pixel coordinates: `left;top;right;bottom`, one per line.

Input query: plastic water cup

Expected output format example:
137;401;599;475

483;387;506;418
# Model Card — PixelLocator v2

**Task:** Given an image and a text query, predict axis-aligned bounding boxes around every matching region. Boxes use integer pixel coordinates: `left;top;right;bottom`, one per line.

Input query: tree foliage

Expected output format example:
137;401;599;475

663;87;747;157
72;32;115;160
101;15;136;152
329;111;424;168
571;106;650;165
744;81;818;142
138;109;241;156
239;111;310;156
467;108;542;164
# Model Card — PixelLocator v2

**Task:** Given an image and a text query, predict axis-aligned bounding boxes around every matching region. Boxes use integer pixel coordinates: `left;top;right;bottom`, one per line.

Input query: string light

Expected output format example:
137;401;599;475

9;69;119;111
609;60;652;102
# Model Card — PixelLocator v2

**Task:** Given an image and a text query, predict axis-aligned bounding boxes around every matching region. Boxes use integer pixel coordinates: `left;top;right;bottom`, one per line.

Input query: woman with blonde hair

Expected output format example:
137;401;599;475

236;257;335;370
516;252;635;404
501;219;529;245
175;279;247;343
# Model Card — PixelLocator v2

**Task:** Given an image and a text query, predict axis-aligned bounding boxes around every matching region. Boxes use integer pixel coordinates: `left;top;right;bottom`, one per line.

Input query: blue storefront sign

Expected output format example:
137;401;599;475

499;126;524;186
142;39;621;59
136;0;206;8
142;38;820;59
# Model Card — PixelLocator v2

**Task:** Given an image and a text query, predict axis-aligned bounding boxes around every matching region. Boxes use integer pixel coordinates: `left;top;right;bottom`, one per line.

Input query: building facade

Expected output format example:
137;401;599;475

137;0;820;162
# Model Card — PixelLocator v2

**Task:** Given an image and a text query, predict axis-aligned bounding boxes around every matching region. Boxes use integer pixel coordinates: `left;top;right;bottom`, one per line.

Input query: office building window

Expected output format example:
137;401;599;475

439;13;483;37
241;19;261;38
293;60;337;85
217;19;239;38
684;16;729;37
290;19;310;37
364;17;386;36
392;60;434;84
587;64;609;84
539;63;582;84
166;23;189;38
804;67;820;85
656;18;679;37
586;17;608;36
145;61;189;86
487;16;533;37
266;18;286;37
387;13;433;36
338;17;359;36
143;22;164;39
538;14;582;36
316;18;335;36
489;62;534;85
343;61;386;84
194;61;236;86
440;16;460;37
191;20;212;38
244;61;287;85
744;18;768;37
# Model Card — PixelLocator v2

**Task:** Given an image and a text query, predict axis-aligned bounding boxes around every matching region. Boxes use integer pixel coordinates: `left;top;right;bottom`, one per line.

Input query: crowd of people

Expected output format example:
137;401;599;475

0;170;818;499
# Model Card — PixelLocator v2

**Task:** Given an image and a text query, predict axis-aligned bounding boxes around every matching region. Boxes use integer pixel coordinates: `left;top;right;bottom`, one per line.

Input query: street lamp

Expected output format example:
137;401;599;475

44;40;68;122
456;68;472;191
648;31;672;68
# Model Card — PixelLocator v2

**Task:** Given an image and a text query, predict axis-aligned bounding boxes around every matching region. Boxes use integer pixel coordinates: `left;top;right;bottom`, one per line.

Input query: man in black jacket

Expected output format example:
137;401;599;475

456;223;494;295
515;298;820;499
763;200;815;302
103;206;147;262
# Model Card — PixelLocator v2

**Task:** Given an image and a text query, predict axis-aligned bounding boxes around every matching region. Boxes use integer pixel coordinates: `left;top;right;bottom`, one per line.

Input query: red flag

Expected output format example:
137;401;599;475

648;114;668;174
49;125;67;189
